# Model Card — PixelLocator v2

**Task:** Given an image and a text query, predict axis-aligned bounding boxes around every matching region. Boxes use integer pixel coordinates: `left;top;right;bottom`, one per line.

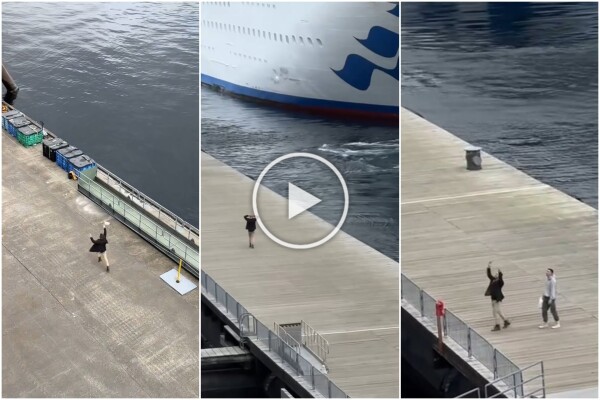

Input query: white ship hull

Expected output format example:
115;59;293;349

201;2;399;121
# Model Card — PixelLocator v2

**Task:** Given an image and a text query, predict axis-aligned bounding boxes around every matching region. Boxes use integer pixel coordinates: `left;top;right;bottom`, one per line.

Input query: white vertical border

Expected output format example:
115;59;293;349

398;0;402;396
198;0;203;397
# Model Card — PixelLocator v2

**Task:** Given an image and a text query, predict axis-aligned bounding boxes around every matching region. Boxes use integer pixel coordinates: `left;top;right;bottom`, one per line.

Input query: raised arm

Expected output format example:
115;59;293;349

103;227;107;238
486;266;494;280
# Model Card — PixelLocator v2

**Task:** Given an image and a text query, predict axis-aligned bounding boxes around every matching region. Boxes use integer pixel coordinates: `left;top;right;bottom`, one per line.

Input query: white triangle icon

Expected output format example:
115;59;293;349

288;182;321;219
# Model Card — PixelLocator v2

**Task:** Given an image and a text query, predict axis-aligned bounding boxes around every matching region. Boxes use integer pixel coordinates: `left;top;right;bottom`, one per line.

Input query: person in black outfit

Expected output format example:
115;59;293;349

244;214;257;248
485;261;510;331
90;222;110;272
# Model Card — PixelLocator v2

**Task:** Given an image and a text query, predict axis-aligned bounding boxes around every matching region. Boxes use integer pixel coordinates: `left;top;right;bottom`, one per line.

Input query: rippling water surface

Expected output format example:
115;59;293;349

3;3;199;225
201;91;399;261
403;2;598;208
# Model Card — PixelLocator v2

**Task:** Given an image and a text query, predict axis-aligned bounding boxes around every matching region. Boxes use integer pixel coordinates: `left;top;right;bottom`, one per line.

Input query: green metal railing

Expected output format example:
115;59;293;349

78;172;198;276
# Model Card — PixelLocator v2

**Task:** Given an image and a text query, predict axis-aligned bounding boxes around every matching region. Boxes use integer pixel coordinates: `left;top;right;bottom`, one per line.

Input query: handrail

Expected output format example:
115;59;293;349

96;167;199;238
275;323;302;352
402;273;545;398
301;319;329;364
201;269;350;398
484;361;545;398
78;172;199;275
456;387;480;398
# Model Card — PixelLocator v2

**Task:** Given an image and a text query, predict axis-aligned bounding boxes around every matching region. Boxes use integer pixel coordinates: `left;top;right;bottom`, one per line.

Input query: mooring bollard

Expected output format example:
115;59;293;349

465;146;482;170
176;259;182;283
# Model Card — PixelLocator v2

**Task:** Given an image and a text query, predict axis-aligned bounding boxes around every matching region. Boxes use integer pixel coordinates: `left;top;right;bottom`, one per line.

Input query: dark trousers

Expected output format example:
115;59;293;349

541;296;559;322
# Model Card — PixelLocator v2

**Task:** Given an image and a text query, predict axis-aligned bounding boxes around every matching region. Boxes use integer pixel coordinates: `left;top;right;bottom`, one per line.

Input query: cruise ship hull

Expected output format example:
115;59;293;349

201;2;399;122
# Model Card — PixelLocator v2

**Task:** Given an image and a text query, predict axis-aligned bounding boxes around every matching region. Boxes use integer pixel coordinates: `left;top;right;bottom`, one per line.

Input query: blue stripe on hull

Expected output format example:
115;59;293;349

201;74;399;116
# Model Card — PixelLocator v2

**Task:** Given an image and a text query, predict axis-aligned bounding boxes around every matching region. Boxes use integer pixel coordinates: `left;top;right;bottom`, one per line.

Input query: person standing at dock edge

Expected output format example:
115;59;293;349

244;214;256;248
539;268;560;329
485;261;510;331
90;222;110;272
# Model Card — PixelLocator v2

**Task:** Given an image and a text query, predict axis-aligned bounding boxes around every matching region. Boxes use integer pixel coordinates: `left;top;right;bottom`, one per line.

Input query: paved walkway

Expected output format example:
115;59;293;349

202;152;399;398
3;133;198;397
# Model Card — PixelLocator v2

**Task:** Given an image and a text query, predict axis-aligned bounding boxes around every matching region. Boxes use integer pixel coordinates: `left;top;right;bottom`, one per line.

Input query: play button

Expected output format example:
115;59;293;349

252;152;349;250
288;182;321;219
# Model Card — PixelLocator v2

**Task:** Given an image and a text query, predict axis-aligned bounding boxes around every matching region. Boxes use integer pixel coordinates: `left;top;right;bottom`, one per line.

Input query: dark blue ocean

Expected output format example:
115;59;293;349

402;2;597;396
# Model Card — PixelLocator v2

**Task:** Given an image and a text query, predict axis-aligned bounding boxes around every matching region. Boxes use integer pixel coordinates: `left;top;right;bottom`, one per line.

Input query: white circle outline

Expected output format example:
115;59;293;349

251;152;349;250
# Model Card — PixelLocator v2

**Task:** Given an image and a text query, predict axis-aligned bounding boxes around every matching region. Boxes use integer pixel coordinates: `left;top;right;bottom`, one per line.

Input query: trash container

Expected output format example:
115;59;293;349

68;154;96;177
55;146;83;171
2;110;21;130
465;146;482;170
43;138;69;161
7;116;30;138
43;137;56;159
17;125;44;147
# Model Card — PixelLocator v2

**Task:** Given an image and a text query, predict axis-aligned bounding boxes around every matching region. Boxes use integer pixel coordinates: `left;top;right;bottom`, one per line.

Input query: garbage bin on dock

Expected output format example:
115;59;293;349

2;110;21;130
17;125;44;147
465;146;482;171
55;146;83;171
68;155;97;177
6;116;30;138
43;137;69;161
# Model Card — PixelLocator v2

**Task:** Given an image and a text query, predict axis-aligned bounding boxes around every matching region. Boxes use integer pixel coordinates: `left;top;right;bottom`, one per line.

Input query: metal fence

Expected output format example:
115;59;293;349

401;274;531;396
201;269;350;398
301;320;330;365
96;167;199;242
485;362;545;398
78;172;199;275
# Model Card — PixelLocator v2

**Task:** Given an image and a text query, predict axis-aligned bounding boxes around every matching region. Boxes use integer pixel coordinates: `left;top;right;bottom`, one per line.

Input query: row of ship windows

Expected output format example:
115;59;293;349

202;20;323;47
201;44;270;63
203;2;276;8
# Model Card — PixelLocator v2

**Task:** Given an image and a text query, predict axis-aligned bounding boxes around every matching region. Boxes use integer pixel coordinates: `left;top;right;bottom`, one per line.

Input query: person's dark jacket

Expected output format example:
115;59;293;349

89;228;108;253
244;215;256;232
484;267;504;301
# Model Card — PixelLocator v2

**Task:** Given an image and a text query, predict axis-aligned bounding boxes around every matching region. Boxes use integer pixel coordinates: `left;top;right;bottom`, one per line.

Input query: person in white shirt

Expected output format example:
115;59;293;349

539;268;560;329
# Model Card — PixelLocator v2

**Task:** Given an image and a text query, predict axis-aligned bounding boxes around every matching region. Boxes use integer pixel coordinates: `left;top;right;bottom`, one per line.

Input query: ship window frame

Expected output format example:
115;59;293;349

307;37;313;46
299;36;304;45
292;35;296;43
285;35;289;44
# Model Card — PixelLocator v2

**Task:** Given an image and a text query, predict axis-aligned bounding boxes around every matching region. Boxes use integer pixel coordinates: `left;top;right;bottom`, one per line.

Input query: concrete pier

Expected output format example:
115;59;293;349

2;132;199;397
201;152;399;398
401;108;597;395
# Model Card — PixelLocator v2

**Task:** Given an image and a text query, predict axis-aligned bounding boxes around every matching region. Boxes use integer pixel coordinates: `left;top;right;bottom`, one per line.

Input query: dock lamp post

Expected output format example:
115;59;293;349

436;300;445;352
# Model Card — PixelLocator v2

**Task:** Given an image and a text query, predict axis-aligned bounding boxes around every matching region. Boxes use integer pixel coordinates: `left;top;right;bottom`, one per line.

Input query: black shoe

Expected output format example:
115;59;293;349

98;257;101;262
503;320;511;328
491;324;501;332
106;266;110;272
